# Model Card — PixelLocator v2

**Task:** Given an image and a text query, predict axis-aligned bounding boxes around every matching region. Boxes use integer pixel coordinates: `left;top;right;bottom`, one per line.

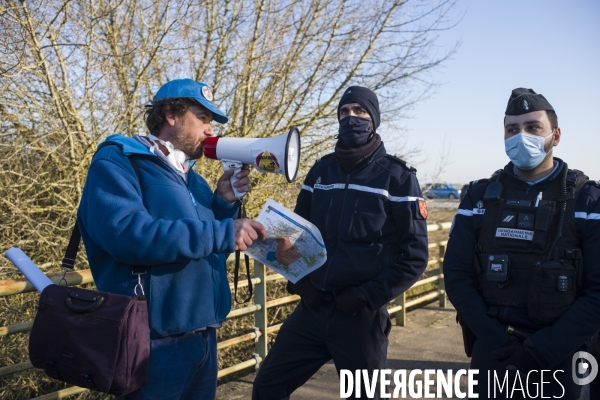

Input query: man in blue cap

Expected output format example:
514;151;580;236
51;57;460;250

78;79;266;399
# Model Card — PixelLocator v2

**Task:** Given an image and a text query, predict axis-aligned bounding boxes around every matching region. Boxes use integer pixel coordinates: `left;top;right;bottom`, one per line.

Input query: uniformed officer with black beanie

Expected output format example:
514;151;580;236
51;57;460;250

444;87;600;399
334;86;383;171
252;87;429;399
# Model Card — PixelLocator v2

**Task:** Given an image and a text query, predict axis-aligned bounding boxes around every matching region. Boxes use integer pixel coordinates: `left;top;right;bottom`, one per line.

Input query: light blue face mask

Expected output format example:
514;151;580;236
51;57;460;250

504;132;554;170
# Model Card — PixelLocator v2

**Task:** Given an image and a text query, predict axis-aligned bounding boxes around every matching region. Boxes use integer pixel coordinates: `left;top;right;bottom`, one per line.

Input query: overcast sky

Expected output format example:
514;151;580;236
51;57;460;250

393;0;600;184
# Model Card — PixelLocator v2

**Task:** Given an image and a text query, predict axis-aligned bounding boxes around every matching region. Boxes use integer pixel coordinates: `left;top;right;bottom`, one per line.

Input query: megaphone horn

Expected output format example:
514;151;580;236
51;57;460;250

203;127;301;198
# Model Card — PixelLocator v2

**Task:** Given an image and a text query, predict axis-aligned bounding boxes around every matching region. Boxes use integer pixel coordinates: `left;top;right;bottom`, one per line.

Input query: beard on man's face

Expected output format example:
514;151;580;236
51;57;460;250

179;140;203;160
188;145;204;160
170;125;203;160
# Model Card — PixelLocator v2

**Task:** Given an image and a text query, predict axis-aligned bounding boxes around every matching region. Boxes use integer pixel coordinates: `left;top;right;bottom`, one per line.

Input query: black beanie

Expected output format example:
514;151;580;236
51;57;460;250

506;88;554;116
337;86;380;129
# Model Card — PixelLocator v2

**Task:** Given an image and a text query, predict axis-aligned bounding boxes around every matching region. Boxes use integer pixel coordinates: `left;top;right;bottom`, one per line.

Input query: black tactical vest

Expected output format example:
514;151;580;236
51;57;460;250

474;167;588;325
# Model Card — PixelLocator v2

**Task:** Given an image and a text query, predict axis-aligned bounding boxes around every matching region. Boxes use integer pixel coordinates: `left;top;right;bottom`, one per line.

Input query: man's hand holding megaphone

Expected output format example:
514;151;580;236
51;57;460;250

216;164;252;203
215;165;267;250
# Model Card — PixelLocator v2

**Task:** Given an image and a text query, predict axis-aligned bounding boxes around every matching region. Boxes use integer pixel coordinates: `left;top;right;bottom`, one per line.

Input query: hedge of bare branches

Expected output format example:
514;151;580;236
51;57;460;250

0;0;456;397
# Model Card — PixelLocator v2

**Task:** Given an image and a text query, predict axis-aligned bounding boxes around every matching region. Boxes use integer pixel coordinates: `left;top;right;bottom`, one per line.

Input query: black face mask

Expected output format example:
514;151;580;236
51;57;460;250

338;116;372;148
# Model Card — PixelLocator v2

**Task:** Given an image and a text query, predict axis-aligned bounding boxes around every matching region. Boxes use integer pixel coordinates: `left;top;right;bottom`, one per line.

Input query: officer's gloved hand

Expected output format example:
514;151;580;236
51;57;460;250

335;287;368;315
490;337;520;361
287;278;332;308
490;340;541;379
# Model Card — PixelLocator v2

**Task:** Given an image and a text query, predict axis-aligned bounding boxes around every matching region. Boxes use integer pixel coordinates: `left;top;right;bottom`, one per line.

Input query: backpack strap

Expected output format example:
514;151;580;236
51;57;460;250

565;169;588;200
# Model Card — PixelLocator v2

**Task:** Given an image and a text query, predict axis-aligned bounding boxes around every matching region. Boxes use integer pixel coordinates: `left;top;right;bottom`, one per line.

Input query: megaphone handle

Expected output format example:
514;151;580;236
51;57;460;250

222;160;247;199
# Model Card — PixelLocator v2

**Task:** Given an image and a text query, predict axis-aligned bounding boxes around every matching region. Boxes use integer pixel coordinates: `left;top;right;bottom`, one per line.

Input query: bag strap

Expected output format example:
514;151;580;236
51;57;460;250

62;154;146;293
233;199;253;304
565;168;588;200
61;221;81;270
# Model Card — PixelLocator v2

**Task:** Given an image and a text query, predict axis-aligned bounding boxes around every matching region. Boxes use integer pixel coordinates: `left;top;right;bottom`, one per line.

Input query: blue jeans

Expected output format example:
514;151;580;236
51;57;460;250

117;328;218;400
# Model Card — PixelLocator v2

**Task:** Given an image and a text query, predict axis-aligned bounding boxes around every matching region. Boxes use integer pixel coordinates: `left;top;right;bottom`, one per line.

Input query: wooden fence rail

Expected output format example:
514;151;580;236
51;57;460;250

1;223;451;399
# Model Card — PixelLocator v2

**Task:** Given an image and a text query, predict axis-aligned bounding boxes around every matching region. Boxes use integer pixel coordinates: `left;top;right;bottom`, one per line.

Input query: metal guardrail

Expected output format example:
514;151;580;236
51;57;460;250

1;224;450;399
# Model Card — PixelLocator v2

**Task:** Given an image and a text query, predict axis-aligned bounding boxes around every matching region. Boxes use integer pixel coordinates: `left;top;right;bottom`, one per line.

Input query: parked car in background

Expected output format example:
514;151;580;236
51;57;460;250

421;183;461;199
460;184;469;200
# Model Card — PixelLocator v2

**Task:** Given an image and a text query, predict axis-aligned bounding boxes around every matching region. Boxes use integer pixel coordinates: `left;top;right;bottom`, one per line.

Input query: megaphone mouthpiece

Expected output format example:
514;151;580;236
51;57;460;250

203;136;219;160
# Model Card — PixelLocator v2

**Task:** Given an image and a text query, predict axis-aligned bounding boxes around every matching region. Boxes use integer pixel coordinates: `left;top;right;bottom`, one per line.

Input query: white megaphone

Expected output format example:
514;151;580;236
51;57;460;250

203;127;301;198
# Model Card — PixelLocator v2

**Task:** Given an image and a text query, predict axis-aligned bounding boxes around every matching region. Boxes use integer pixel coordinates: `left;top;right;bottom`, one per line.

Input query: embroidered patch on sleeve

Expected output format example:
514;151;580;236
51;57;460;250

417;199;428;219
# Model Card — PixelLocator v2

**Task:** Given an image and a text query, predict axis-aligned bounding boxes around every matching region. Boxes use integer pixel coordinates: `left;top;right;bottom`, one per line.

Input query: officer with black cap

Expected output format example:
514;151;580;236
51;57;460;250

252;86;429;399
444;88;600;398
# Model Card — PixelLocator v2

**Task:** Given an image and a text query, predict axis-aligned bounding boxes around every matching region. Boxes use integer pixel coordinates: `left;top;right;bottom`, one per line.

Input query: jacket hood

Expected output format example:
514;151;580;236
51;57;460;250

98;134;156;157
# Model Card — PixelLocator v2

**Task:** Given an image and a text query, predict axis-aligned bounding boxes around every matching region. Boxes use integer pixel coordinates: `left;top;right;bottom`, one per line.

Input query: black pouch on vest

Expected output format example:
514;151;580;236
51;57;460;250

532;202;554;250
528;259;577;325
456;314;477;357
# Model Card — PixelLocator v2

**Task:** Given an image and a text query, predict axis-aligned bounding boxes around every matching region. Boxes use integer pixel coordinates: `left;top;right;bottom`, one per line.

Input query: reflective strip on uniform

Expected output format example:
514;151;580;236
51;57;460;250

456;208;486;217
348;184;389;197
575;212;600;220
457;209;473;217
311;182;424;202
388;195;423;202
314;183;346;191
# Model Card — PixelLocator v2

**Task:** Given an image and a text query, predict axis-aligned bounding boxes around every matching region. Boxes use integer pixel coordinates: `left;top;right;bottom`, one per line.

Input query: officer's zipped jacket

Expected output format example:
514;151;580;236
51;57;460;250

294;143;429;311
444;158;600;368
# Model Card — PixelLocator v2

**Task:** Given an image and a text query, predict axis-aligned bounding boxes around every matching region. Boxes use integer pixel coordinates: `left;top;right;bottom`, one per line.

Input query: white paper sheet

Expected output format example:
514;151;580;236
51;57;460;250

5;248;53;292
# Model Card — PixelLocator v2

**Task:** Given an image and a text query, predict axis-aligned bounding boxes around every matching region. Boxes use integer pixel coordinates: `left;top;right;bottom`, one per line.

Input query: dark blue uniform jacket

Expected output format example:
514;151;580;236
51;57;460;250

294;143;429;311
444;158;600;368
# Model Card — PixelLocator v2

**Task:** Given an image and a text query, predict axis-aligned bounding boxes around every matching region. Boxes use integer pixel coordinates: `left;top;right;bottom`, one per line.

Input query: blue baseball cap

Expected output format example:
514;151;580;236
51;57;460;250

153;79;229;124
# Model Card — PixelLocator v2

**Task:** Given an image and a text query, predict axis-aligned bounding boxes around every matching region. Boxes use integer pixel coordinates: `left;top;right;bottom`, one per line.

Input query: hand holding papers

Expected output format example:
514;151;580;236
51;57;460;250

243;199;327;283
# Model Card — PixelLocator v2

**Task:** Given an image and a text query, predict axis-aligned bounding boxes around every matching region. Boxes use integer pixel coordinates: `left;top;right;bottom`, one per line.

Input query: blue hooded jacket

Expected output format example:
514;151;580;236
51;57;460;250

77;134;238;338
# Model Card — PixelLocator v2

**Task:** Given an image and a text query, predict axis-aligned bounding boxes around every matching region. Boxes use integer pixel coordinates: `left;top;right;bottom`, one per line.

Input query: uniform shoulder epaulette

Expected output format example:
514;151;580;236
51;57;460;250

469;169;503;188
585;180;600;189
490;169;504;179
386;154;417;174
469;178;488;188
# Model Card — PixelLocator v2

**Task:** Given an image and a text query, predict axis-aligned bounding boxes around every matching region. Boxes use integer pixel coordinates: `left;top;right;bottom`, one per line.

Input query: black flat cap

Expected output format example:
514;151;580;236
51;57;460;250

506;88;554;116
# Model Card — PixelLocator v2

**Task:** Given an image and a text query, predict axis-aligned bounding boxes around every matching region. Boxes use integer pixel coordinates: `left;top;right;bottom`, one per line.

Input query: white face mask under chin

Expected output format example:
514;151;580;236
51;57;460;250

504;131;554;170
147;135;193;175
